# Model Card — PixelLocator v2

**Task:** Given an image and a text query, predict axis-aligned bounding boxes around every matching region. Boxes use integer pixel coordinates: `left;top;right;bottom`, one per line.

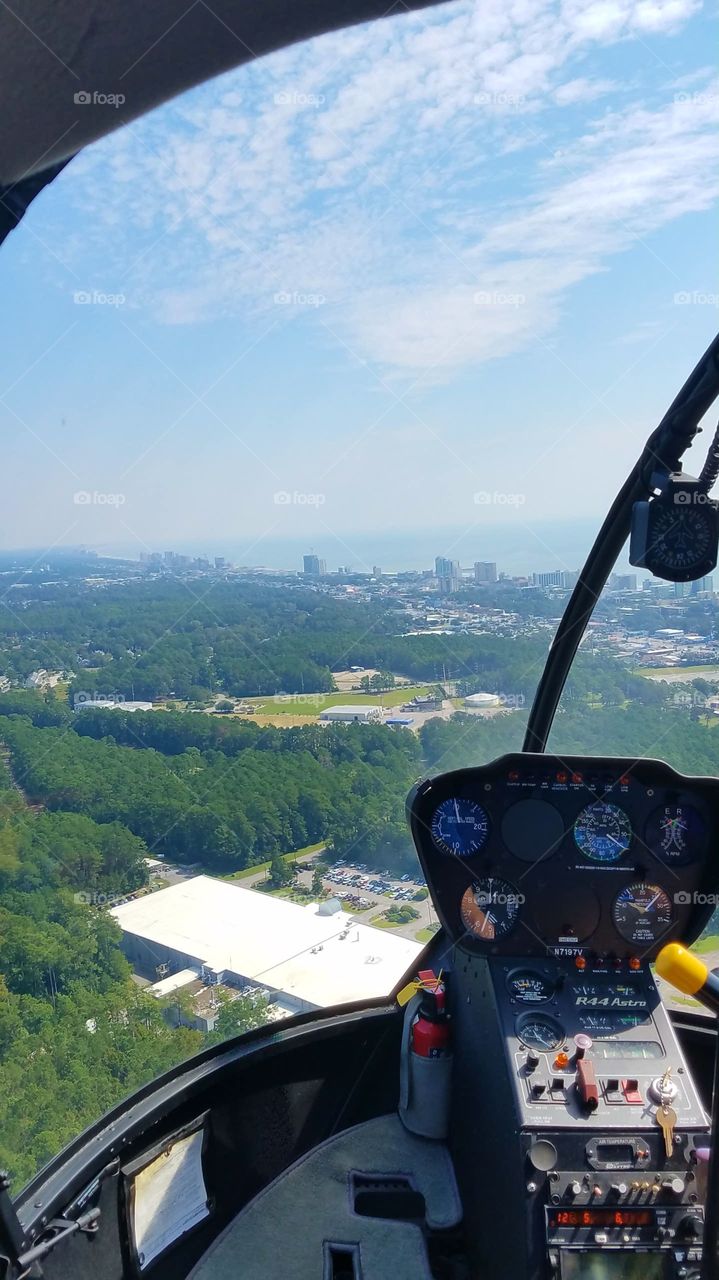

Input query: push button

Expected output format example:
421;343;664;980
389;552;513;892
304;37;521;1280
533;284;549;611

622;1078;643;1104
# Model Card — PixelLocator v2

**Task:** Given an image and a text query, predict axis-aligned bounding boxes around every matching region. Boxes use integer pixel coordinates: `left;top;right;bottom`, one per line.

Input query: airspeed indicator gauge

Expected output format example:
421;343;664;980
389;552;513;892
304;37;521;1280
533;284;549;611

574;801;632;863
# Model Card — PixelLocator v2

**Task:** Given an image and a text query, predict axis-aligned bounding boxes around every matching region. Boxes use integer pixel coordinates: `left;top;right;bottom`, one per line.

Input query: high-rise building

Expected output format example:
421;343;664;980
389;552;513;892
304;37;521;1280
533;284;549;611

372;566;382;579
474;561;497;584
560;570;580;590
435;556;460;594
610;573;637;592
532;570;563;588
691;576;714;595
303;555;326;577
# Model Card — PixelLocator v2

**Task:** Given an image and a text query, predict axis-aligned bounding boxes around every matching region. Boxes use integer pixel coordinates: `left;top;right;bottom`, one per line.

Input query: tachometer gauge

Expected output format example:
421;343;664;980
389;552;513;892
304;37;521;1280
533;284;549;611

612;883;674;946
460;877;521;941
516;1012;564;1052
431;798;489;856
645;804;704;867
507;969;555;1003
574;801;632;862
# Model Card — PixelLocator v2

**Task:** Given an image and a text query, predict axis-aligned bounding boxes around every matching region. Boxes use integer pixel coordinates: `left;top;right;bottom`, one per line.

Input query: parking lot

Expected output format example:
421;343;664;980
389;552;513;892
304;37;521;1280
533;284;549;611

294;859;437;939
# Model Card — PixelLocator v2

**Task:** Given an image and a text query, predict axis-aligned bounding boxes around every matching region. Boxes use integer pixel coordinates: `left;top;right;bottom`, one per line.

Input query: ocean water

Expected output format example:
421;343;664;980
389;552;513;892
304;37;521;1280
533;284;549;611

146;517;636;577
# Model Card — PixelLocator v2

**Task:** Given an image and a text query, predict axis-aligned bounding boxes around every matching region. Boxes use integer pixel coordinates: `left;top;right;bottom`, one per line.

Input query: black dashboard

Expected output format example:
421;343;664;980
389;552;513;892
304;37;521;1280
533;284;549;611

407;753;719;960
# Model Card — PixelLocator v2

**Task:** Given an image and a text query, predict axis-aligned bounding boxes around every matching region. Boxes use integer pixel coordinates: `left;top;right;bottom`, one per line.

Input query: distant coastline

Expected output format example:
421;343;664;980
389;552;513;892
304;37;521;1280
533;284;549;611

56;517;638;578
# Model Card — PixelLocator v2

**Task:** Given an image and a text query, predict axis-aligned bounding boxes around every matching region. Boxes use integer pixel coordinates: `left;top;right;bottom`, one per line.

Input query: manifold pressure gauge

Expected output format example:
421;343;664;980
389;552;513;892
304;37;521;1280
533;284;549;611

630;474;719;583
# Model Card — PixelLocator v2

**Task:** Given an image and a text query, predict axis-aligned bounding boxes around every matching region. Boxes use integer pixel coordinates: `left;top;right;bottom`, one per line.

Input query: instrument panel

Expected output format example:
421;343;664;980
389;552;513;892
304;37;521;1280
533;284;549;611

406;753;718;959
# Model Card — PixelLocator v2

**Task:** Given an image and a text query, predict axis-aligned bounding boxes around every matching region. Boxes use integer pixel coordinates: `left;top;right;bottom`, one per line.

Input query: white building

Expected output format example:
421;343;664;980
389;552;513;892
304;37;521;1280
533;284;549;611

319;704;383;724
74;697;153;712
464;691;501;709
111;876;422;1016
25;669;62;689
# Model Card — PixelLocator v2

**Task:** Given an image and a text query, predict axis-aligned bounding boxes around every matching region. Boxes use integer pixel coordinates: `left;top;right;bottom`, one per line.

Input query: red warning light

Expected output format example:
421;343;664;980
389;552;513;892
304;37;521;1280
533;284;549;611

575;955;587;970
557;771;568;783
572;773;583;784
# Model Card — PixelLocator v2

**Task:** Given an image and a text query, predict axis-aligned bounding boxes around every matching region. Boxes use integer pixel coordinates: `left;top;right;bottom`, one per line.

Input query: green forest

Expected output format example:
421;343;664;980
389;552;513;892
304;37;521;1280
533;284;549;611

0;578;718;1195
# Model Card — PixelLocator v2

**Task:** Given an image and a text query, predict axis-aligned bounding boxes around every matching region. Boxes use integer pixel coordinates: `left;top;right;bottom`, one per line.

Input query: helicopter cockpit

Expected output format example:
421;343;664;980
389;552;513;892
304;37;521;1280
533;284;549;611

1;2;719;1279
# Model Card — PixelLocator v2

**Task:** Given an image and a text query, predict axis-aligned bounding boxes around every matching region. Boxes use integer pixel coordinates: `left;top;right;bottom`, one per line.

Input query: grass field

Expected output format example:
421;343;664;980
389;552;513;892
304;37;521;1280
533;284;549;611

222;841;326;881
638;665;719;679
693;933;719;954
415;925;440;943
244;686;431;716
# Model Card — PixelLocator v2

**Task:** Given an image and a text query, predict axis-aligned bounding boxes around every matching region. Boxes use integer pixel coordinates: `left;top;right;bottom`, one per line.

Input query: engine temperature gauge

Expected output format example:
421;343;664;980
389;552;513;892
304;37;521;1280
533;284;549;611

507;969;555;1003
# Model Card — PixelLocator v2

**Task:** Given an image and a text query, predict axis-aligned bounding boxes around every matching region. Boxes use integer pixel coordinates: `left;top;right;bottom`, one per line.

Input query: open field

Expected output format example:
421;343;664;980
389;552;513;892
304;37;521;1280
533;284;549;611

244;686;432;716
638;665;719;681
222;842;326;882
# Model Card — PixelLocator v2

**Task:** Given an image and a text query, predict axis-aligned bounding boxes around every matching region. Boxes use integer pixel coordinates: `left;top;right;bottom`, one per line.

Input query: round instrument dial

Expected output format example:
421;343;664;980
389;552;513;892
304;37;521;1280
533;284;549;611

507;969;555;1003
574;801;632;862
612;883;674;946
645;803;704;867
517;1013;565;1052
646;500;717;578
460;877;521;942
431;798;490;857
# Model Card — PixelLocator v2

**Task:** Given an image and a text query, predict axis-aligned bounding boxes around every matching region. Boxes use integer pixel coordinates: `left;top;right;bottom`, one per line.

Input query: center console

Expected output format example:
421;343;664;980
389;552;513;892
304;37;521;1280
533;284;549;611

406;753;719;1279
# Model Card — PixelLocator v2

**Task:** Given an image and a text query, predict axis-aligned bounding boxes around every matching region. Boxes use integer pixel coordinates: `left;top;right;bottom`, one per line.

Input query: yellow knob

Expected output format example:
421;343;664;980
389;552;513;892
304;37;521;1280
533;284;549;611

655;943;707;996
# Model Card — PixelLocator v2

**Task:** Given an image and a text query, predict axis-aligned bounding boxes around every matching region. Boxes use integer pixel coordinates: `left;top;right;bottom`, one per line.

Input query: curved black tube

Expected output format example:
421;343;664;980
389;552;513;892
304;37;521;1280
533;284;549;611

523;332;719;753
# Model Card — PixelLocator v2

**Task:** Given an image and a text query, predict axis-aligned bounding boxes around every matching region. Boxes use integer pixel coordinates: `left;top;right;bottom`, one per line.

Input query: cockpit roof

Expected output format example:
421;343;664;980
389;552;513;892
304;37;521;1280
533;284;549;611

0;0;450;241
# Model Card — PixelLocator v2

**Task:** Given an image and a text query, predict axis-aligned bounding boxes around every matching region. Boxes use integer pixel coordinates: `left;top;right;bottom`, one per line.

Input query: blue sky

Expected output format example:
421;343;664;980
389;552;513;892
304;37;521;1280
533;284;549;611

1;0;718;570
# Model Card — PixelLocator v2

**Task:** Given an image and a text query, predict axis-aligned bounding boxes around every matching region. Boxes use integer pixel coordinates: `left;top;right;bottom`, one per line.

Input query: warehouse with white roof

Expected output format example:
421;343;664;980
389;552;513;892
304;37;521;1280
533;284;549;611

111;876;422;1015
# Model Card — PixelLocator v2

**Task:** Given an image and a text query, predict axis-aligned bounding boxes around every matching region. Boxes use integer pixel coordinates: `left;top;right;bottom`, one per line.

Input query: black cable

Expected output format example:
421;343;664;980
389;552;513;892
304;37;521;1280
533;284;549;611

698;420;719;495
523;332;719;753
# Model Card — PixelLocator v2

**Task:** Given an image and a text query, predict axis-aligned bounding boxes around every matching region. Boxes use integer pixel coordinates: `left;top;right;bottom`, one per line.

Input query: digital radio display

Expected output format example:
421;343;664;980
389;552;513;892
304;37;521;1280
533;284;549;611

550;1210;653;1227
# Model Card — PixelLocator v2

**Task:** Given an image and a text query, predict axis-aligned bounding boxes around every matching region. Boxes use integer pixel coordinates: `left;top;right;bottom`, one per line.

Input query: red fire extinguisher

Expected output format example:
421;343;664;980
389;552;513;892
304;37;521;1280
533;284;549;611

410;978;450;1059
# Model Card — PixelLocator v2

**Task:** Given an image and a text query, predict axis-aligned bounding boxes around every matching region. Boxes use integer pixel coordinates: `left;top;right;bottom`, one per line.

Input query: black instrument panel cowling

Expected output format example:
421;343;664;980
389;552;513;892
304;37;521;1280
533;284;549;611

406;753;719;959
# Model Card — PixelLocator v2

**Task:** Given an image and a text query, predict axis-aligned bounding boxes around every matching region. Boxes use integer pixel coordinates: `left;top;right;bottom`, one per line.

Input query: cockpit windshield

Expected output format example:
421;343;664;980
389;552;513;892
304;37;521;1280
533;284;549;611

0;0;717;1197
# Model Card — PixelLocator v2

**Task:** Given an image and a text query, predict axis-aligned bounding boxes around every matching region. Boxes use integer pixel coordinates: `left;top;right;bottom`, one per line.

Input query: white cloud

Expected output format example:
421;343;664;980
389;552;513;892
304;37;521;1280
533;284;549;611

46;0;716;374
